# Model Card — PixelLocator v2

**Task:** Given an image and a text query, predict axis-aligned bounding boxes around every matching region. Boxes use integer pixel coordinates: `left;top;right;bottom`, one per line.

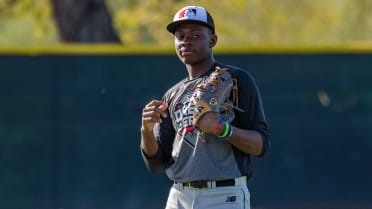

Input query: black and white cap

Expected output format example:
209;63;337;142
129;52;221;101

166;6;215;34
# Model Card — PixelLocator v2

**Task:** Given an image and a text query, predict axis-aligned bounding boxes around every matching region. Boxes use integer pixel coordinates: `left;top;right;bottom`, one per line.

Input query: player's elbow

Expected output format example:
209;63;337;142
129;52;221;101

256;134;270;157
147;164;165;173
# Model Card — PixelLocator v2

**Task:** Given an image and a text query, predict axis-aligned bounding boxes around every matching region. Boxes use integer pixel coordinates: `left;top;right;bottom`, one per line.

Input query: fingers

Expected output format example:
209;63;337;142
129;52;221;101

159;103;168;111
145;100;165;108
141;100;168;131
144;100;168;118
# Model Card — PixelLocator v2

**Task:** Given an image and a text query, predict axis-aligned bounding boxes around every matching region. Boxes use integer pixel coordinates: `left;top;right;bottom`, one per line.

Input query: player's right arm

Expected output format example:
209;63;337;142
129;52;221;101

141;100;168;157
141;100;171;173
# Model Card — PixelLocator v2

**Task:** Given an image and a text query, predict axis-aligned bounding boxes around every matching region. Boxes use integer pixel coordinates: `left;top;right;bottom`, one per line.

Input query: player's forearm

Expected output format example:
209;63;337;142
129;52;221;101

140;128;167;173
140;128;159;157
228;127;264;156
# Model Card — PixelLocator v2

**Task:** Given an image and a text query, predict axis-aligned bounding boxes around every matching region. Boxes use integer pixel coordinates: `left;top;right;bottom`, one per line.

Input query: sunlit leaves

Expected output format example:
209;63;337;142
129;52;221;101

1;0;372;46
0;0;57;45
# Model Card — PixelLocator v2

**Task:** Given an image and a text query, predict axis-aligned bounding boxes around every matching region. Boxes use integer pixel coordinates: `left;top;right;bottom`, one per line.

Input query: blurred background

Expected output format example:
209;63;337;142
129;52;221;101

1;0;372;47
1;0;372;209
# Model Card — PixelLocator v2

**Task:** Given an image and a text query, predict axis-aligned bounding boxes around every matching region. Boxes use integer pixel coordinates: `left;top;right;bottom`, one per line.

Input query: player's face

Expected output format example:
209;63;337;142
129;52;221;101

174;23;216;65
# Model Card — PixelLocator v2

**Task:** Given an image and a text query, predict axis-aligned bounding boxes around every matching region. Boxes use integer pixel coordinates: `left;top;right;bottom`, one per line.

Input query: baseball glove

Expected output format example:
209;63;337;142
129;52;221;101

192;66;237;129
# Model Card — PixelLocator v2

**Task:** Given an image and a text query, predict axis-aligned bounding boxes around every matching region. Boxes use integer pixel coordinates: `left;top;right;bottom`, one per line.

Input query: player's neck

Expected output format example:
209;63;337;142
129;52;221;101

186;57;215;80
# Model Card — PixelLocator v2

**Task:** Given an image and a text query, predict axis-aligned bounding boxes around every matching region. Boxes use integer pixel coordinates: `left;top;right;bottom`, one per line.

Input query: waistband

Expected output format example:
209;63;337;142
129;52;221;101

174;176;247;190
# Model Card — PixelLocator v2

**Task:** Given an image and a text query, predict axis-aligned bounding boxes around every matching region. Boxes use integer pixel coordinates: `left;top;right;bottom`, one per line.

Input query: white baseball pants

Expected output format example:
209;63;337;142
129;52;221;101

165;176;250;209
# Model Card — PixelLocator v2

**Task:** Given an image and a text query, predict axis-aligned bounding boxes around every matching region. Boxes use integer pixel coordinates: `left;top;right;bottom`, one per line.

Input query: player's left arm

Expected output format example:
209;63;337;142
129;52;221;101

228;127;264;156
199;112;267;156
196;67;269;156
229;69;269;157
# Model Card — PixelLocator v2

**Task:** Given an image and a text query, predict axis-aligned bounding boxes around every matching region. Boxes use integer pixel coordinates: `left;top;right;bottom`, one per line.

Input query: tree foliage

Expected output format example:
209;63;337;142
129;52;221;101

0;0;57;45
1;0;372;47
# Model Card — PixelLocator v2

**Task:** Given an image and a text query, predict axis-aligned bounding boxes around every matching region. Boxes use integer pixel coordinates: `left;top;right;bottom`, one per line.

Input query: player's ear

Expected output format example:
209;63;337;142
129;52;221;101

209;34;217;48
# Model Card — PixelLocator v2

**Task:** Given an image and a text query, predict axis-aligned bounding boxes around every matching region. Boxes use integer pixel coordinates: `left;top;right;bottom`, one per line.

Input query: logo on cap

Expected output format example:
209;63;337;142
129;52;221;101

179;8;197;19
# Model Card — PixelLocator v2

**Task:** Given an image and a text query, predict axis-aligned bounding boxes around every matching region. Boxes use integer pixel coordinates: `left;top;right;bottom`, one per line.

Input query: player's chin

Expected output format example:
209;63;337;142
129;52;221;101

181;58;193;65
180;56;199;65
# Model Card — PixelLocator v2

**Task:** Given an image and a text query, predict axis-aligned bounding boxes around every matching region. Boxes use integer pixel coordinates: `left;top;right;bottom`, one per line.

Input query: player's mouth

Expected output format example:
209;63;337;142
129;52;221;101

180;48;194;56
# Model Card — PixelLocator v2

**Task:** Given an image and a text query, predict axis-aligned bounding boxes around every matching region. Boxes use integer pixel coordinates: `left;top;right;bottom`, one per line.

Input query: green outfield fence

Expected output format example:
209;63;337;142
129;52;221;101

0;45;371;209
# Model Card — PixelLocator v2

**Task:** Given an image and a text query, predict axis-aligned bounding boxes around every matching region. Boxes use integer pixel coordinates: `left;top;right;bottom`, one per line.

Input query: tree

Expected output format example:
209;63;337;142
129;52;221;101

1;0;372;46
50;0;120;43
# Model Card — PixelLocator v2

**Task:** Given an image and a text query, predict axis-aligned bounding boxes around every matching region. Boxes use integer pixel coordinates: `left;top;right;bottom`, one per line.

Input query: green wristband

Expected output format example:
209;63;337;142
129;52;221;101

217;122;230;138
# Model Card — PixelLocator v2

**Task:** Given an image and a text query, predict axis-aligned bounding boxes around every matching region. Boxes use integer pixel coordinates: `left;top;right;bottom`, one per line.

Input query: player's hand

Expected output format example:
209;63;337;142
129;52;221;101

197;112;220;133
141;100;168;133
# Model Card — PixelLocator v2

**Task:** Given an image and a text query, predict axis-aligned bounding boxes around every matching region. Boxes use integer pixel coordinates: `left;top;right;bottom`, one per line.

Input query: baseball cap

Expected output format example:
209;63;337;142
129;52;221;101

166;6;215;34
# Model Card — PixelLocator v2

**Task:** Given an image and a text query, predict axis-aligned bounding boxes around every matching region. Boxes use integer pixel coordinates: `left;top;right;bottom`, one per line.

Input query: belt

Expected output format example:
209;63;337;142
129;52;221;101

179;178;236;189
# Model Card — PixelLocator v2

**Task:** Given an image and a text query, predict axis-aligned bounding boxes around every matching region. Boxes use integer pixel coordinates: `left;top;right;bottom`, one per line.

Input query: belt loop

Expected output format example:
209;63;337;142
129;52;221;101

174;181;184;190
211;181;216;188
235;176;246;186
234;177;240;186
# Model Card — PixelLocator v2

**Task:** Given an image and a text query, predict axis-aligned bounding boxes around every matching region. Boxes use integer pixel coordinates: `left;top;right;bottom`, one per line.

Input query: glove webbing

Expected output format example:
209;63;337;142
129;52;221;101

232;78;239;109
231;78;245;112
198;73;224;91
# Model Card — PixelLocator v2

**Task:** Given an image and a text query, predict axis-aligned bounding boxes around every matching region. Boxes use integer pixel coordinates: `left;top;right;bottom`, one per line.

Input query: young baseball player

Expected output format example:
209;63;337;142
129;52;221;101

141;5;270;209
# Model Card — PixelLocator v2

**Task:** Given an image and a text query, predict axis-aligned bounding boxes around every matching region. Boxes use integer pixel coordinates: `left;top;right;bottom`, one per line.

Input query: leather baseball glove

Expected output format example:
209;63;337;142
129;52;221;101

192;66;237;129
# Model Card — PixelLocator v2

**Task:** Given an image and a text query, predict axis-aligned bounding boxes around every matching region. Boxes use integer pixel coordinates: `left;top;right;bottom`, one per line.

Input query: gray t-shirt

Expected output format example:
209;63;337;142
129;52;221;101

142;62;269;182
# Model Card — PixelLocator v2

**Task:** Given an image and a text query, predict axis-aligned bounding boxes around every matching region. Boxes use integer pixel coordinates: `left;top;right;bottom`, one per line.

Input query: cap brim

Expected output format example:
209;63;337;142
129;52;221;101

166;20;214;34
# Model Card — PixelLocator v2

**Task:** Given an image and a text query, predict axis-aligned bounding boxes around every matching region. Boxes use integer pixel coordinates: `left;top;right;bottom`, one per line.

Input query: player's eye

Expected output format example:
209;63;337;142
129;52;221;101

174;33;185;40
174;32;201;41
190;33;200;39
